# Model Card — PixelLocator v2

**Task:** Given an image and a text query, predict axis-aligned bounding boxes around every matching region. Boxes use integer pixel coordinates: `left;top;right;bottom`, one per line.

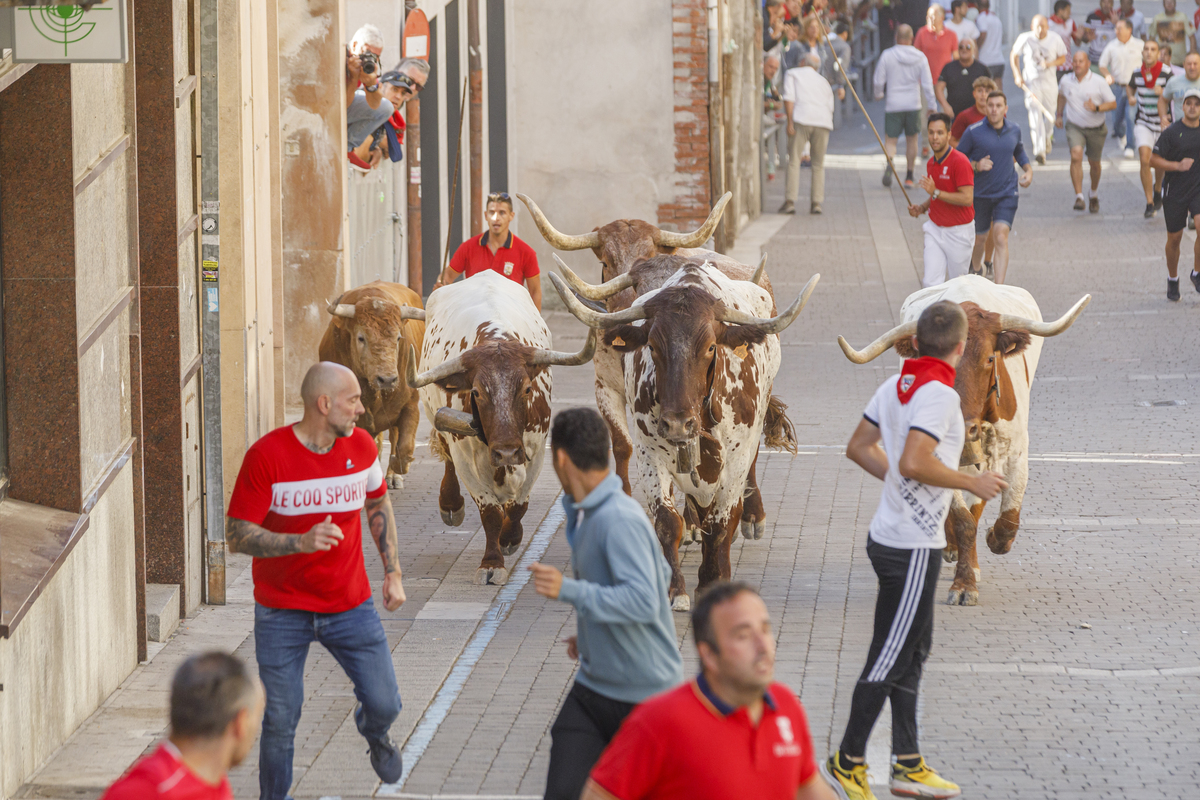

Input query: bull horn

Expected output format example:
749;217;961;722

719;273;820;335
547;272;648;327
553;254;635;300
529;327;599;367
327;301;356;318
405;343;467;389
516;193;600;251
750;253;767;286
654;192;733;249
434;407;482;438
997;294;1091;338
837;320;917;364
400;306;426;321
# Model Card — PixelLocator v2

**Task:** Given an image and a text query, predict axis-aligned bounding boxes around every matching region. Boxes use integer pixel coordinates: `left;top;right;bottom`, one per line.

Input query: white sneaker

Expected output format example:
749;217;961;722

1117;135;1127;150
1124;147;1136;159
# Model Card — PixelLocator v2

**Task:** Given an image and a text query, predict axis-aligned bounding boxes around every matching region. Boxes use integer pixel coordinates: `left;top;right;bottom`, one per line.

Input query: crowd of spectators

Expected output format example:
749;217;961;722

345;23;431;175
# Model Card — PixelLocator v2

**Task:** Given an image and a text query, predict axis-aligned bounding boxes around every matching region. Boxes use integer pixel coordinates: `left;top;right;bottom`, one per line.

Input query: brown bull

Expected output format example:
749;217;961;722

319;280;425;488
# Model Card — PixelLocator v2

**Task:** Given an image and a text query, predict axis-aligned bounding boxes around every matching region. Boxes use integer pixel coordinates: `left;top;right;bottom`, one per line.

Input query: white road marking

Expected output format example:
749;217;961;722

926;662;1200;678
378;498;566;796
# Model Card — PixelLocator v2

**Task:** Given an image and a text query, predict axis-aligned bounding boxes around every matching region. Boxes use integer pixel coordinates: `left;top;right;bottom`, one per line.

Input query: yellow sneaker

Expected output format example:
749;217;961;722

820;752;878;800
890;758;961;798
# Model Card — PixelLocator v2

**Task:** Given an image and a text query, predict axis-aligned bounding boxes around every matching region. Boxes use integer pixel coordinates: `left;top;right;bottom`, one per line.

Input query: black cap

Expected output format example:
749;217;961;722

378;70;407;87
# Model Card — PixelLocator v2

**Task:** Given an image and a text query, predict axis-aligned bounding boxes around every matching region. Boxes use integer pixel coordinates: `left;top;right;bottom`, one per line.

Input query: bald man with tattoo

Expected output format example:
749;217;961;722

226;361;407;797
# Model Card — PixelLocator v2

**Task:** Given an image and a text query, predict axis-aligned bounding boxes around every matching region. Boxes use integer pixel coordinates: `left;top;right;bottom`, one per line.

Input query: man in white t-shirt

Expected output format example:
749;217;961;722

781;52;836;215
822;300;1006;800
1099;20;1145;155
1058;49;1119;210
974;0;1006;78
945;0;980;44
1011;15;1070;163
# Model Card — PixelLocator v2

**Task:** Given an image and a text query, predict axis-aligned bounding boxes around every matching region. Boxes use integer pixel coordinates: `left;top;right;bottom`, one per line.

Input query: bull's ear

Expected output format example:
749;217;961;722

894;337;918;358
434;374;472;393
996;329;1032;356
716;323;769;351
604;325;648;352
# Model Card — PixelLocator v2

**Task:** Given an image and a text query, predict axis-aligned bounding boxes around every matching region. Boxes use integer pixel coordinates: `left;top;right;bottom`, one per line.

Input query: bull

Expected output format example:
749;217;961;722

837;275;1090;605
405;270;597;585
551;259;818;610
319;280;426;488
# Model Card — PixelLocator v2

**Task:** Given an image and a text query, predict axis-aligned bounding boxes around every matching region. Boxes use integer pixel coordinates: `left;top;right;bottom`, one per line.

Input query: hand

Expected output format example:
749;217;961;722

382;572;406;611
941;103;954;116
1084;98;1097;111
527;562;564;599
564;636;578;660
787;121;796;136
1014;75;1024;88
908;203;926;217
970;470;1010;501
977;155;994;172
918;174;937;194
837;87;846;100
1018;169;1033;187
1104;73;1114;84
1055;113;1064;129
1180;157;1195;171
1154;85;1164;96
300;516;344;552
346;52;362;82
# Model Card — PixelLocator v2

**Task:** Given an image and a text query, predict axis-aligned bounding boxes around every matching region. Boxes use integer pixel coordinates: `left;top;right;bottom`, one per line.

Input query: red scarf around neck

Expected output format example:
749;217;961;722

1142;60;1164;88
897;357;956;404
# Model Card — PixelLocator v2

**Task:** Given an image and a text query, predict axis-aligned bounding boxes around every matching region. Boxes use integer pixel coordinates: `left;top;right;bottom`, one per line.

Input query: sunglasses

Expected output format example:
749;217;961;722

487;192;512;203
394;73;423;94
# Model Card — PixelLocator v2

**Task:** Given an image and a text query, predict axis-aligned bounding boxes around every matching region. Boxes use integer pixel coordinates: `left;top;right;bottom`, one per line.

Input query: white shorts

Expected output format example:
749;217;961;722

1134;123;1160;151
922;220;976;287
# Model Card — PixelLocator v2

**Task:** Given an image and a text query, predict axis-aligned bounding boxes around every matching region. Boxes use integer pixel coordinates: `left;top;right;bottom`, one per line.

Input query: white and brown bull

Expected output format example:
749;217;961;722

551;260;818;610
320;280;426;488
405;270;596;585
838;276;1090;605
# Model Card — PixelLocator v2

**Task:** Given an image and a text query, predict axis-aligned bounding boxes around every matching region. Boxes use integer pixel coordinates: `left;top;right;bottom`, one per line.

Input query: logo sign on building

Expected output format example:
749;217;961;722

8;1;128;64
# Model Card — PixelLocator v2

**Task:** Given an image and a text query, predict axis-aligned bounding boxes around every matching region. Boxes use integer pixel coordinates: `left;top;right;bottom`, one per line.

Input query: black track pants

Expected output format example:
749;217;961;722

545;681;636;800
840;539;941;759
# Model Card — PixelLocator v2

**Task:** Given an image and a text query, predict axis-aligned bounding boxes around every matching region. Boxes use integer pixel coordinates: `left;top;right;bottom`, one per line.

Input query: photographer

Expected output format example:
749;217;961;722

346;24;394;171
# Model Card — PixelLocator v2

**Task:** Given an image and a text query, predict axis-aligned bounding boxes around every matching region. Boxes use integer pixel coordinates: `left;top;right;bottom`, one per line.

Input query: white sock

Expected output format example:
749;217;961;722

1076;193;1085;200
1089;189;1098;198
1169;276;1179;282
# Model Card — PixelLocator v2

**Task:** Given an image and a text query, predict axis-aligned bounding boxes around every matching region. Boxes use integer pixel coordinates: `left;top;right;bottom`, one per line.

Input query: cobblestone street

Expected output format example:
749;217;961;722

17;81;1200;800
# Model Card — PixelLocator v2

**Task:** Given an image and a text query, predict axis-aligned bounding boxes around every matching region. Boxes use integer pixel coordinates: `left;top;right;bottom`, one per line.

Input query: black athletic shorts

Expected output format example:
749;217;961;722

1163;190;1200;233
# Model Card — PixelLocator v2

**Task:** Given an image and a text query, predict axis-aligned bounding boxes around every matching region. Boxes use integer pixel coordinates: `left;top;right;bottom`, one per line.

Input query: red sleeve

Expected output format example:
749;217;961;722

448;241;470;275
951;112;968;141
952;152;974;187
357;429;387;499
227;444;274;525
588;711;666;800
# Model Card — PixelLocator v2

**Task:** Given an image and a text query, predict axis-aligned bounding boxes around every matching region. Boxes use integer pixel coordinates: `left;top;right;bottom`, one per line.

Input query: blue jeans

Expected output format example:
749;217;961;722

255;599;401;800
1110;88;1135;141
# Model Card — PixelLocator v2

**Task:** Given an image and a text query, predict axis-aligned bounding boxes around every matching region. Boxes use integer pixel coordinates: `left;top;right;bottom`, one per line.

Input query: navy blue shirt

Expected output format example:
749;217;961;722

955;117;1030;199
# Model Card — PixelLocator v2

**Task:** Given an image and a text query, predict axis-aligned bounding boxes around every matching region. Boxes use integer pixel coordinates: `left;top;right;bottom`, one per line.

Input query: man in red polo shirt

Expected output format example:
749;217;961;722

582;583;837;800
908;112;975;287
434;191;542;308
102;652;264;800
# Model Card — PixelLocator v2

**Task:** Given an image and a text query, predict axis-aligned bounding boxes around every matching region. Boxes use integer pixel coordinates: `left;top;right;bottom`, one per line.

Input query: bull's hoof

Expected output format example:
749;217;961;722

474;567;509;586
671;593;692;612
441;505;466;527
943;547;958;563
946;588;979;606
738;519;766;540
986;526;1014;554
684;526;700;545
500;540;521;556
386;473;404;490
973;567;981;581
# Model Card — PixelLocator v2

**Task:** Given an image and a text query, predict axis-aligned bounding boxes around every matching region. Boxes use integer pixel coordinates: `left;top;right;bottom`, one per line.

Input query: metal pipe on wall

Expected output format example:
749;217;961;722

468;0;482;235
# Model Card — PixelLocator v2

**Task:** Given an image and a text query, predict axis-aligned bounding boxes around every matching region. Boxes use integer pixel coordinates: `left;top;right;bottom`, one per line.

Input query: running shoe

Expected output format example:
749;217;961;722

778;200;796;214
883;166;893;187
1089;196;1099;213
1168;278;1181;301
1073;197;1085;211
821;753;877;800
1154;190;1163;210
811;202;823;215
921;145;930;158
1035;153;1045;166
891;759;962;798
904;175;915;189
1145;202;1156;219
1125;147;1136;159
984;260;994;278
367;736;403;783
1191;270;1200;293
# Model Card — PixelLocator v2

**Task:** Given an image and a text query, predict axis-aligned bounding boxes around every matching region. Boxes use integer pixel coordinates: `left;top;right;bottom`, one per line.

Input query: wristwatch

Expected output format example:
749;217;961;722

932;189;941;201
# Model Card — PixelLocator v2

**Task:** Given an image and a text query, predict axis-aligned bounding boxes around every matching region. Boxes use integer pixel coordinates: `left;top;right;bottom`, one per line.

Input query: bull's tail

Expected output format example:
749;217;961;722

428;431;451;463
763;395;798;454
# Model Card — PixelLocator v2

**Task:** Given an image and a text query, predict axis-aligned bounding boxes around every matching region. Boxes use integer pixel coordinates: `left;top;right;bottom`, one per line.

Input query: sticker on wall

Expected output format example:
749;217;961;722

9;0;129;64
206;287;219;313
201;259;219;282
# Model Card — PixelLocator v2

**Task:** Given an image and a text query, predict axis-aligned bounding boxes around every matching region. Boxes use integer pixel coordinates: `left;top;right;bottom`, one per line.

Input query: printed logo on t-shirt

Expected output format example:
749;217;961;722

268;469;375;516
898;475;951;539
503;261;515;276
773;715;802;757
345;459;354;470
900;374;916;393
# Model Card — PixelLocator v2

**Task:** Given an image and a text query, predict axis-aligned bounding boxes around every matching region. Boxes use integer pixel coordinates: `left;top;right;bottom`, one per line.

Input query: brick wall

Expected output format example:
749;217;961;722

659;0;712;233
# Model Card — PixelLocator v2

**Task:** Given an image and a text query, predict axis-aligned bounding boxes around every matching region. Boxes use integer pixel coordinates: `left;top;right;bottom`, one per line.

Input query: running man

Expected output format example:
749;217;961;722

951;75;998;146
957;91;1033;285
908;113;976;287
1130;38;1173;216
1058;50;1118;212
822;301;1007;800
1150;88;1200;300
1011;15;1069;164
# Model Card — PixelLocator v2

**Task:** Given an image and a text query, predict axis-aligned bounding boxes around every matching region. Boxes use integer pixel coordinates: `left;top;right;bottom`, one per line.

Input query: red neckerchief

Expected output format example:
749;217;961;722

897;357;956;404
1142;60;1164;87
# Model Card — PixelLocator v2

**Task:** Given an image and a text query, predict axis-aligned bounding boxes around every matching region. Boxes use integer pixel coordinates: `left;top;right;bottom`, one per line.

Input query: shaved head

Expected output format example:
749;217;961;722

300;362;358;409
897;24;914;43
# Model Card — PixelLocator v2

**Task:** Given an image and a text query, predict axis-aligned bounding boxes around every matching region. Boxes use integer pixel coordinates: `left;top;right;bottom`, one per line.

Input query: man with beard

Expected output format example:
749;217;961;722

1130;38;1173;216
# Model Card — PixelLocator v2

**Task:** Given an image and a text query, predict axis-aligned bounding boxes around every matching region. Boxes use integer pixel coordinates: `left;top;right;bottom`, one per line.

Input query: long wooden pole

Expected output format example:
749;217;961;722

814;14;914;206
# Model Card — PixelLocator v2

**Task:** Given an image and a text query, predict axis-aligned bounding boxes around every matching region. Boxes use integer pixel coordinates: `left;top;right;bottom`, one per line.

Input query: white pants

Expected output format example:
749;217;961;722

1024;79;1057;158
922;219;975;287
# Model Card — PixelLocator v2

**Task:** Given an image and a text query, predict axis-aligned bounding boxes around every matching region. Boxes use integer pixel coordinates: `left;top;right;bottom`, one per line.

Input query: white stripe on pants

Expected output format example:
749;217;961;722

922;219;975;287
1025;79;1057;159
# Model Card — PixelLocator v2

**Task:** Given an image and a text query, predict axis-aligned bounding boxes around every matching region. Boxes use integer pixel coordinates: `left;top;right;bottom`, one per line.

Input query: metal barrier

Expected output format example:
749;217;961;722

851;7;880;102
347;161;405;290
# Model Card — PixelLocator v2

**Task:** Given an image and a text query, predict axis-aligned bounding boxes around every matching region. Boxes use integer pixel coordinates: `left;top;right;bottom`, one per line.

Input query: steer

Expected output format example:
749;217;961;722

406;270;597;585
837;275;1090;606
319;280;426;488
551;261;818;610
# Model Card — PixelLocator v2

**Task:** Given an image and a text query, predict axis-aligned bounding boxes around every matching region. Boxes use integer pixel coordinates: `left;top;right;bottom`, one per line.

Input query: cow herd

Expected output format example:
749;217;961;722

320;193;1089;609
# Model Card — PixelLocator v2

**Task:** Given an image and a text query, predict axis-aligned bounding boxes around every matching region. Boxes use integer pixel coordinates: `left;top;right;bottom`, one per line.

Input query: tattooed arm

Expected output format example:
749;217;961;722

365;493;406;610
226;515;344;557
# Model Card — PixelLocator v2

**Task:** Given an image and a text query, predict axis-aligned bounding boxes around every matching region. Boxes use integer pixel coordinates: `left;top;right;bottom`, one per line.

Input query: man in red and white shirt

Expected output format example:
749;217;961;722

908;112;976;286
227;361;406;797
434;192;542;308
582;584;837;800
102;652;264;800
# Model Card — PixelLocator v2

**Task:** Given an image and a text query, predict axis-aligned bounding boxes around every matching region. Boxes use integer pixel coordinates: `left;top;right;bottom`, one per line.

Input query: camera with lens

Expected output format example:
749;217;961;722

359;50;380;74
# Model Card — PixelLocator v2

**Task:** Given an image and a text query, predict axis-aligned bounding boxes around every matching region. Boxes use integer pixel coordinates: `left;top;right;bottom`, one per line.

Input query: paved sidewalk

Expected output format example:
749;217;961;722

19;54;1200;800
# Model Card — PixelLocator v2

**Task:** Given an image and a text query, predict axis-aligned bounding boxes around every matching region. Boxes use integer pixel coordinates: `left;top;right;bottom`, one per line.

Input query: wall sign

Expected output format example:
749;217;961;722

8;1;128;64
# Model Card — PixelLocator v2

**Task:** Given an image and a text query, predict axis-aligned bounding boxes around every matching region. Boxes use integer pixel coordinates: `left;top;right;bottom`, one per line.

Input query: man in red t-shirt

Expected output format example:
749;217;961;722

226;361;407;797
950;74;998;144
915;5;959;155
583;583;837;800
102;652;264;800
434;192;542;308
908;113;976;287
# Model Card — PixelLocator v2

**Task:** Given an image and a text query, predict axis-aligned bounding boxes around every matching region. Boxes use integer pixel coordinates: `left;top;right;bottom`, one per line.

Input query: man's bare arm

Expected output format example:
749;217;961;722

795;771;841;800
365;493;400;574
227;516;343;557
526;274;543;311
847;417;888;481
